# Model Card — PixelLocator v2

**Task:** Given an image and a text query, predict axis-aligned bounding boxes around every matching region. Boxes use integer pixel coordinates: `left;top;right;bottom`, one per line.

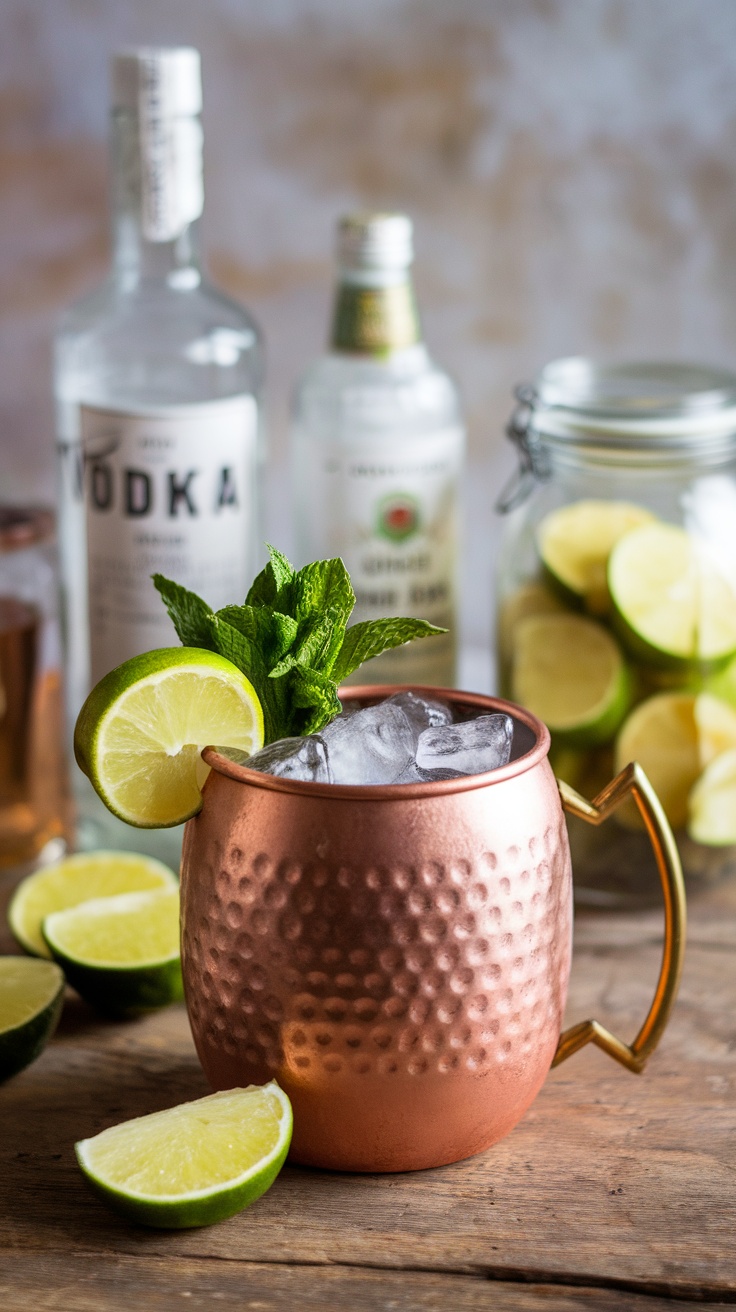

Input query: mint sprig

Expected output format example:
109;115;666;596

153;546;446;743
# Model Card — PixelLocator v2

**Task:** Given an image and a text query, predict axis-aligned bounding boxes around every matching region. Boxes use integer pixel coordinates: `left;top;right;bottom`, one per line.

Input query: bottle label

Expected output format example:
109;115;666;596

296;426;464;668
331;282;419;355
80;396;257;686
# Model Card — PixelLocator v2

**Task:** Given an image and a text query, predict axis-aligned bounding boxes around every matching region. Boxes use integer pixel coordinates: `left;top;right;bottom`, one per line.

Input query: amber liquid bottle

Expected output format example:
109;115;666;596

0;509;70;867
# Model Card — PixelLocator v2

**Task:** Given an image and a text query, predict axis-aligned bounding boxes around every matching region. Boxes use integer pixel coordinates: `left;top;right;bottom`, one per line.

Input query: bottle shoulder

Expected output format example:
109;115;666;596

293;347;462;435
55;271;263;407
57;272;261;341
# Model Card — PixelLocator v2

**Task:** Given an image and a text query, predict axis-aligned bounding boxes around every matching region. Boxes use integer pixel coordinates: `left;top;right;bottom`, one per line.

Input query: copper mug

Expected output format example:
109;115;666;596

180;688;686;1173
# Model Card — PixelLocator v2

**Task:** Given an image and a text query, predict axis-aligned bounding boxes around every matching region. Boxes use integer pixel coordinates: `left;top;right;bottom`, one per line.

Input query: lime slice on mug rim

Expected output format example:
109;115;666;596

74;647;264;828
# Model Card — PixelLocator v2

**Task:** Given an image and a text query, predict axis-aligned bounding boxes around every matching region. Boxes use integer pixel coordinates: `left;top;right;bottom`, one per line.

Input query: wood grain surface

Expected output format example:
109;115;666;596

1;864;734;1311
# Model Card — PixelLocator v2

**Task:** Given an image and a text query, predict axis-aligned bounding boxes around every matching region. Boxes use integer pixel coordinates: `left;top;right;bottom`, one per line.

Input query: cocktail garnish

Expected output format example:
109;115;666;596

153;546;445;742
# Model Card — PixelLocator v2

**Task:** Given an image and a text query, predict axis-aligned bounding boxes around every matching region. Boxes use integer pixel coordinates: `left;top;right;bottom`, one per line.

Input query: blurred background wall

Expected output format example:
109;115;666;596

3;0;736;656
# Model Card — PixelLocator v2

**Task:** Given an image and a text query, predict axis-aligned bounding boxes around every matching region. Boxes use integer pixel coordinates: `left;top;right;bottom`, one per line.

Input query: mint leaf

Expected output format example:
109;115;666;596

287;667;342;736
217;605;298;668
287;560;355;681
270;608;344;679
211;613;259;677
332;617;447;684
245;545;295;609
212;615;287;744
152;575;217;649
292;558;355;625
245;563;278;608
267;543;295;594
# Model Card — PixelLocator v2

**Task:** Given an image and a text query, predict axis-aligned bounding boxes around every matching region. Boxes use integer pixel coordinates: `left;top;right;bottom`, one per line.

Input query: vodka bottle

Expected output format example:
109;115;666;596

54;48;263;861
291;213;464;687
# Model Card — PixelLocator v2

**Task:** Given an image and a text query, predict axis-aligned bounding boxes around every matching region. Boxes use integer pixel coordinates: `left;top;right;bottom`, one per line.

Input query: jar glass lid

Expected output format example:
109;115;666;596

521;357;736;445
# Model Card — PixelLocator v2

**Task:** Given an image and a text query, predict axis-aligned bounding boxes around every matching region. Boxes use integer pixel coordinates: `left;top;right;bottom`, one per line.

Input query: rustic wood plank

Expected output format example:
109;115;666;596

1;867;735;1303
0;1252;731;1312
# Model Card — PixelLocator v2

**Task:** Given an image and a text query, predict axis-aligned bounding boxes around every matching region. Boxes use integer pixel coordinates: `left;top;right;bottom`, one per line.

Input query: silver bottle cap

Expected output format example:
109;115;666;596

112;47;202;119
110;48;204;243
337;213;414;273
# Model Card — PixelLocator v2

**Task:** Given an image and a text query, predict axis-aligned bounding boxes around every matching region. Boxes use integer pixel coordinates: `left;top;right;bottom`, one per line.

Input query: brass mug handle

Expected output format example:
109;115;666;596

552;761;687;1072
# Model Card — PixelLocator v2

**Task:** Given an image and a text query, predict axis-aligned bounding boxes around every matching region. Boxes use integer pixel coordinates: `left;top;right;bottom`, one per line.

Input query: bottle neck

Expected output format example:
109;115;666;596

110;109;203;288
330;269;421;356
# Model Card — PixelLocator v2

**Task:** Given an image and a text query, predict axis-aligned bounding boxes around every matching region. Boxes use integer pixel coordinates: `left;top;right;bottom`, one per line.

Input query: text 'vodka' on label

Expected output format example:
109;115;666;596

81;396;258;686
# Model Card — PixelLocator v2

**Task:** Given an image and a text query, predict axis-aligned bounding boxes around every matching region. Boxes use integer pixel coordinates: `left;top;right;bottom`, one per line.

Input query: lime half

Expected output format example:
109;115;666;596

689;749;736;846
76;1083;293;1229
0;957;65;1081
615;692;700;829
497;580;566;676
609;522;736;670
537;499;655;614
43;887;182;1018
511;612;631;747
74;647;264;828
9;851;178;958
694;692;736;769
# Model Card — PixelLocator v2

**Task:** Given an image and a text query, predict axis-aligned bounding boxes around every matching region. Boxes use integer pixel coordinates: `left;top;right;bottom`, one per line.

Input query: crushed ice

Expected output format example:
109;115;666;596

219;691;515;786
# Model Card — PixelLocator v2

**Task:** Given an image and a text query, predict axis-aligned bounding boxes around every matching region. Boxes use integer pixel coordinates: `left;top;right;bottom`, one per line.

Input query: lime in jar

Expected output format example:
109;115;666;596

496;358;736;906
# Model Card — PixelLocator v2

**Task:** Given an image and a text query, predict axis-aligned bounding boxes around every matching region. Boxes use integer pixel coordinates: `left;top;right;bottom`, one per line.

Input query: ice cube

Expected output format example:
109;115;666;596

321;702;416;784
415;714;514;775
387;691;454;740
219;736;331;783
394;761;465;784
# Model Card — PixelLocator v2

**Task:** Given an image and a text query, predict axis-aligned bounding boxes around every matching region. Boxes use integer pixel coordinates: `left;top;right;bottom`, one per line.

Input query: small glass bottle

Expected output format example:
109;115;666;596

291;213;465;687
0;507;71;868
54;47;263;864
496;358;736;906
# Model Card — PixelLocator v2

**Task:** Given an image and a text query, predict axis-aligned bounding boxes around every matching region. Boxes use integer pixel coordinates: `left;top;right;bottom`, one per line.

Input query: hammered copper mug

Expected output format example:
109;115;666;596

180;688;686;1173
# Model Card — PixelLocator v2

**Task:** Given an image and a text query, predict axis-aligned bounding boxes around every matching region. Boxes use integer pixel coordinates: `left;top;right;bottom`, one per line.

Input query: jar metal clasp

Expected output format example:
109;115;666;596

496;384;548;514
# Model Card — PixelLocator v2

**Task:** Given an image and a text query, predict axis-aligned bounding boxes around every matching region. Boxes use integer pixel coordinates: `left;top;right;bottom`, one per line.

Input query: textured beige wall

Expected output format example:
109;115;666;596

3;0;736;515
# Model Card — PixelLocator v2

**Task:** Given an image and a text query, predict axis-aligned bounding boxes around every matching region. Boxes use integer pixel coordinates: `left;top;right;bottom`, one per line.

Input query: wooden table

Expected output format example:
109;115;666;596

1;863;734;1312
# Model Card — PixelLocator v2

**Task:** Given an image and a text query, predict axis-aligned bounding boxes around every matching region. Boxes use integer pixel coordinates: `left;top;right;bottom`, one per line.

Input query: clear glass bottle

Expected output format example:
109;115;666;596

291;213;465;687
54;48;263;865
496;358;736;906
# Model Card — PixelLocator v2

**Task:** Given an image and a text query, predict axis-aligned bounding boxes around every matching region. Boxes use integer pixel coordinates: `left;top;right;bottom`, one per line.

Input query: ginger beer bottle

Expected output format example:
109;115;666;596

291;213;465;687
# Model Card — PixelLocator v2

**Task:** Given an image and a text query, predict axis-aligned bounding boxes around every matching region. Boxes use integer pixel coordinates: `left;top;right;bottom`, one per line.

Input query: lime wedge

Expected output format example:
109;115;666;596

689;749;736;845
511;613;631;747
43;887;183;1018
76;1083;293;1228
609;522;736;669
614;692;700;829
0;957;65;1081
74;647;264;828
537;499;655;614
8;851;178;958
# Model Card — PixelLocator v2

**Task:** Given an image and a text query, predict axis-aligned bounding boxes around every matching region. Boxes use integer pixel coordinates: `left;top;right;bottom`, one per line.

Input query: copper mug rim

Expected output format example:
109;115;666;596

202;685;552;801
